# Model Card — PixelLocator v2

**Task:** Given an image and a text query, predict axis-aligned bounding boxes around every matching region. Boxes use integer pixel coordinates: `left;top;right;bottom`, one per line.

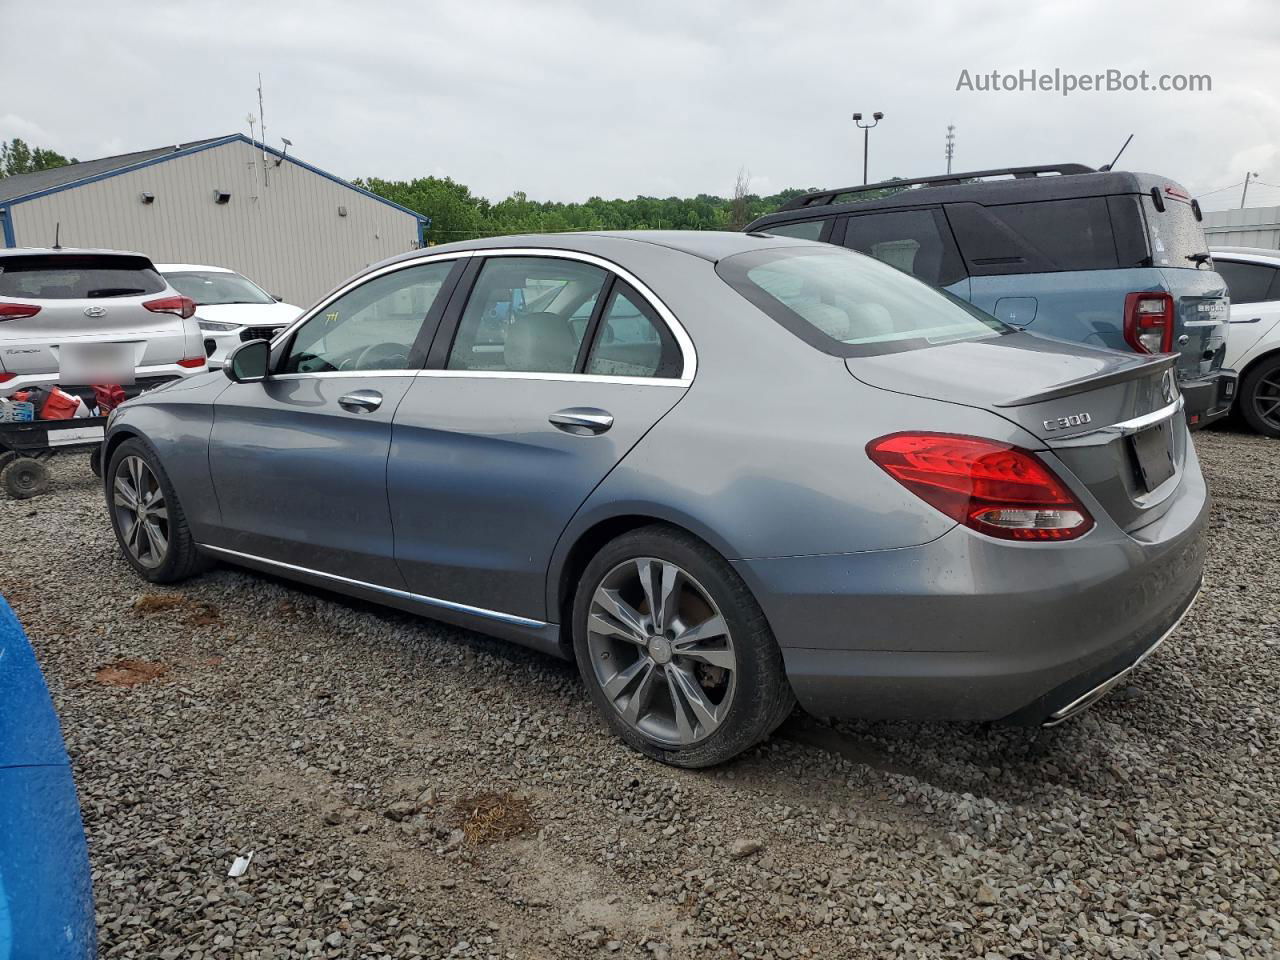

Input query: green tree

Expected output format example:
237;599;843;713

0;138;77;177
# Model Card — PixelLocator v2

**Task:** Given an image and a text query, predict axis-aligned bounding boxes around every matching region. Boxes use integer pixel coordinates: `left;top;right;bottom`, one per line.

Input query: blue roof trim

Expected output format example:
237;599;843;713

0;209;14;249
2;134;427;225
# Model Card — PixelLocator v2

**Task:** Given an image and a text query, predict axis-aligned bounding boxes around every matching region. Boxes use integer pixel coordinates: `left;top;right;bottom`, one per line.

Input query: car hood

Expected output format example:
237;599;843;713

193;301;302;326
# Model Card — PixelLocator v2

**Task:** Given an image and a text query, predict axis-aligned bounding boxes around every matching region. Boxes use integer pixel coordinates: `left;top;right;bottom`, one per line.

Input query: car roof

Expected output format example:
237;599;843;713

155;263;236;273
1209;247;1280;265
391;230;824;266
0;246;152;260
746;168;1185;230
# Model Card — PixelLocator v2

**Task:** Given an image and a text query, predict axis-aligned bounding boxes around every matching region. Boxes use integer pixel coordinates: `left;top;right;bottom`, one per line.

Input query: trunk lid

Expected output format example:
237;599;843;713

1160;266;1229;378
847;332;1185;532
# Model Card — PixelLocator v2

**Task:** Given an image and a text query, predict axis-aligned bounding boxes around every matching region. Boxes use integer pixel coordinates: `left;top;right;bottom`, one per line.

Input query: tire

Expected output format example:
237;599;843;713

1238;354;1280;438
106;437;211;583
89;446;102;478
571;525;795;768
1;456;50;499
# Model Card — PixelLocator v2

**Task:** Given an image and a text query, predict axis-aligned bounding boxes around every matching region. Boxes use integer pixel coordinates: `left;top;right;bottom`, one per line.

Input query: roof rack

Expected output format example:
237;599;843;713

778;164;1098;211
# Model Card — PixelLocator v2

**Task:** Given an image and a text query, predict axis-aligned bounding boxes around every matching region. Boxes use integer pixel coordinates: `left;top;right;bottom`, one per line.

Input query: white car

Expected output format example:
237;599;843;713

1212;247;1280;437
0;248;207;397
158;264;302;368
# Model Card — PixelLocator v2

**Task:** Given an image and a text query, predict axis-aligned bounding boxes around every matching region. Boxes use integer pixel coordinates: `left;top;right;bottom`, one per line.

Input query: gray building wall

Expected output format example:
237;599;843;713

1202;205;1280;251
7;140;421;305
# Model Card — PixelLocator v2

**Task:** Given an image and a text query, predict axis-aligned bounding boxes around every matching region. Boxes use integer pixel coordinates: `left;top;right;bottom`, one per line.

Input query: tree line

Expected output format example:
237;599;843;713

0;138;78;178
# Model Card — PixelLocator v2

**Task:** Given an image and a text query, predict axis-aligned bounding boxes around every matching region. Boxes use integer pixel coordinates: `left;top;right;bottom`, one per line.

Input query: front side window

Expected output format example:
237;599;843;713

586;283;682;378
447;257;607;373
718;247;1009;357
164;270;274;305
280;261;454;374
842;208;965;286
1214;260;1278;305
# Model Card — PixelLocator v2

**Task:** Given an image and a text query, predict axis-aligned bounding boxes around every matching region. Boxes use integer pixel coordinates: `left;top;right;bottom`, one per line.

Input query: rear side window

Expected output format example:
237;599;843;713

945;198;1118;274
585;282;682;378
0;254;166;299
1215;260;1279;305
841;208;965;286
760;220;828;241
718;247;1009;358
1143;196;1210;269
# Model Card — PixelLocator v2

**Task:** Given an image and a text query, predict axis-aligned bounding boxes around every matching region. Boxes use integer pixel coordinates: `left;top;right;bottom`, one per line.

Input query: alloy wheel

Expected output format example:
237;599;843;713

113;455;170;568
586;557;737;746
1251;370;1280;431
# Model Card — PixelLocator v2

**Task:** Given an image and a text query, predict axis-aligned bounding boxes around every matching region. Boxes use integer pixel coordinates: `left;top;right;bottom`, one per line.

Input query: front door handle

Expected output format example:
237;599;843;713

338;389;383;413
549;407;614;436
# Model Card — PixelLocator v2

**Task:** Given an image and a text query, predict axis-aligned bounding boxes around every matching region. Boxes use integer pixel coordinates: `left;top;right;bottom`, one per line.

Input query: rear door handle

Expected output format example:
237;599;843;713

549;407;614;435
338;389;383;413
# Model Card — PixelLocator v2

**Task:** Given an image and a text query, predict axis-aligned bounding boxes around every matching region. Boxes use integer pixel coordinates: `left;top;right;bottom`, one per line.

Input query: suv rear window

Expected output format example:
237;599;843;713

718;247;1009;357
0;254;166;300
1143;196;1210;269
945;198;1119;274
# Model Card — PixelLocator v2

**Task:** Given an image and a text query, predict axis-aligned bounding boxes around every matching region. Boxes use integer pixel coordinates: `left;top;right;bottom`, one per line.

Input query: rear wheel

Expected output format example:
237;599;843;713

572;526;794;768
0;455;50;499
107;438;210;582
1239;354;1280;438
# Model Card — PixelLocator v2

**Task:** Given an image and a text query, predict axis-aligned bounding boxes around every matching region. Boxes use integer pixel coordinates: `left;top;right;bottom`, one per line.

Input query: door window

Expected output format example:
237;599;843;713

1215;259;1278;305
842;209;965;286
945;198;1119;274
280;262;454;374
447;257;608;373
585;282;683;378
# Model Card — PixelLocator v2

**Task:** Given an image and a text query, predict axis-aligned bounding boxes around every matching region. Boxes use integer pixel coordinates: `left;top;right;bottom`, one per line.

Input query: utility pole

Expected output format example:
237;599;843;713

258;74;268;187
852;112;884;185
944;124;956;175
1241;171;1259;209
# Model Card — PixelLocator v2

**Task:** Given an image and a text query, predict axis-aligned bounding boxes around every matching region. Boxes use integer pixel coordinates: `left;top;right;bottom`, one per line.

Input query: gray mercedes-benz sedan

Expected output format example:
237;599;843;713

102;231;1207;767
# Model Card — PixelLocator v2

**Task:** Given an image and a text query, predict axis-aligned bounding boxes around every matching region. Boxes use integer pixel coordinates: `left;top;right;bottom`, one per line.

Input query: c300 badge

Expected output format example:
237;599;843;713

1043;412;1092;431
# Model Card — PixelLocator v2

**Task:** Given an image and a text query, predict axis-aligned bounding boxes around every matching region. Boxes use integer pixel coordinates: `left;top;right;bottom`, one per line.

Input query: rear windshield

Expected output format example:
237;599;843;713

0;254;165;299
717;247;1010;357
1143;196;1210;269
164;270;274;305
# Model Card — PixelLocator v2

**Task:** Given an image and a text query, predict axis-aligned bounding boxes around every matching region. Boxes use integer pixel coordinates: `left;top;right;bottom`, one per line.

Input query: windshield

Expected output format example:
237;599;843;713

717;247;1010;357
164;270;274;305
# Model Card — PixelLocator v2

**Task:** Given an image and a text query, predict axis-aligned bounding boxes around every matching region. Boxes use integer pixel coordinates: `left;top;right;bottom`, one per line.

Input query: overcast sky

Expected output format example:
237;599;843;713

3;0;1278;211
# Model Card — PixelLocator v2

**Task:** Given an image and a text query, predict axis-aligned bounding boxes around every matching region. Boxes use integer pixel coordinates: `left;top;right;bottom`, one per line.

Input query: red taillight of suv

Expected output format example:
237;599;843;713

1123;292;1174;354
177;356;207;369
0;302;41;320
867;433;1094;542
143;295;196;320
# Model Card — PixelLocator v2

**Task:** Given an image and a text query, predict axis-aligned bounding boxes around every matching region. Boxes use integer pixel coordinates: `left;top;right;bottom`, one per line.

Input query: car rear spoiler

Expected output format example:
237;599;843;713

995;353;1175;407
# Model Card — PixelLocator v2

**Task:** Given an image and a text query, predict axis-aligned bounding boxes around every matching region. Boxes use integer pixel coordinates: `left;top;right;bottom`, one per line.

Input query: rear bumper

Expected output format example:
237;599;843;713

1180;368;1236;428
732;456;1209;723
0;364;200;399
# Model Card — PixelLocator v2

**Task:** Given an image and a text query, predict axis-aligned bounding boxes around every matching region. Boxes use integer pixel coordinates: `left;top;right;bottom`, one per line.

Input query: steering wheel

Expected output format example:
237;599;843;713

346;341;411;371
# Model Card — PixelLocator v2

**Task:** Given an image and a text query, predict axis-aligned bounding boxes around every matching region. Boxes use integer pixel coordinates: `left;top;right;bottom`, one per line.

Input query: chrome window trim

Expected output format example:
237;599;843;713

265;246;697;386
198;544;547;629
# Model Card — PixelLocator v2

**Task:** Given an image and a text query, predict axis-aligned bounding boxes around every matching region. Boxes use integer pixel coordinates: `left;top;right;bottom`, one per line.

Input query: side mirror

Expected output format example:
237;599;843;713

224;339;270;383
272;294;284;302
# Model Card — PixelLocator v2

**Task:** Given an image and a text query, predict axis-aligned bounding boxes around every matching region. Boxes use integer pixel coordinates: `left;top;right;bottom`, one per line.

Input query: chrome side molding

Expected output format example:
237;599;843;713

197;544;547;629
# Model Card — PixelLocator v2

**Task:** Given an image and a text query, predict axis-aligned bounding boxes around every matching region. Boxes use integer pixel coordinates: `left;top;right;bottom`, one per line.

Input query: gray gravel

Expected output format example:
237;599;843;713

3;427;1278;959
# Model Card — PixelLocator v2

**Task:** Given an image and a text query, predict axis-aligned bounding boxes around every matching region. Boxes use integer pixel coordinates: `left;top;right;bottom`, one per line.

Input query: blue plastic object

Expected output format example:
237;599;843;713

0;596;95;959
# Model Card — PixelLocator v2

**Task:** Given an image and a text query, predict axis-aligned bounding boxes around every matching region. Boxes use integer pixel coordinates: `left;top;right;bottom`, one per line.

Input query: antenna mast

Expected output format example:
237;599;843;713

257;74;268;187
944;124;956;175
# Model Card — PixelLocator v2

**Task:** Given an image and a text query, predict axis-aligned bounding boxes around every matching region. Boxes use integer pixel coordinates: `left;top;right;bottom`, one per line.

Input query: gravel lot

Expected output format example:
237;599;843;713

3;427;1278;960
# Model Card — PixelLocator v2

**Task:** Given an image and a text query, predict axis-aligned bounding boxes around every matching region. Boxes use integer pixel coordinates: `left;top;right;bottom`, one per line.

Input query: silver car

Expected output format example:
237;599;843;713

101;232;1208;767
0;248;207;396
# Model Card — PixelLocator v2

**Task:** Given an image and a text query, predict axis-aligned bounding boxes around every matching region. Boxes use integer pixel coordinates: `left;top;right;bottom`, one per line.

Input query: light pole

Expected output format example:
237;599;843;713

852;111;884;185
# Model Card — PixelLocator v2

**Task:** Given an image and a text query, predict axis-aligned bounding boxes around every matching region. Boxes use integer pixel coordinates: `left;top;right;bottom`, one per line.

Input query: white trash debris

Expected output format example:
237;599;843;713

227;850;255;878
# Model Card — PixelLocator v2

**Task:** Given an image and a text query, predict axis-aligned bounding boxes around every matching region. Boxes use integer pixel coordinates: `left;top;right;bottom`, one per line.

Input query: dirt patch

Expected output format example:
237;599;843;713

95;659;168;687
132;594;184;615
187;601;221;627
454;791;535;844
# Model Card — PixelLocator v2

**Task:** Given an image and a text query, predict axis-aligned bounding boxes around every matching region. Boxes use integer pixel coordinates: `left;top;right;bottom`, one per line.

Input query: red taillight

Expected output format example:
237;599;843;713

1123;292;1174;355
177;356;207;369
867;433;1094;542
0;302;41;320
0;373;14;383
143;295;196;320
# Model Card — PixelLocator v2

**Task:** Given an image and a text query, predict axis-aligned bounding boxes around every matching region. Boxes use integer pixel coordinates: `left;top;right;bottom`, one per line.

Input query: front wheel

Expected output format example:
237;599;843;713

572;526;794;768
106;438;210;583
1239;354;1280;438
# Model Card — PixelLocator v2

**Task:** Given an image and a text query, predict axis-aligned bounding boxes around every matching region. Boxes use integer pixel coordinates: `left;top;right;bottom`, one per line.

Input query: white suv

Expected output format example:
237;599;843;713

1213;247;1280;437
0;248;207;397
